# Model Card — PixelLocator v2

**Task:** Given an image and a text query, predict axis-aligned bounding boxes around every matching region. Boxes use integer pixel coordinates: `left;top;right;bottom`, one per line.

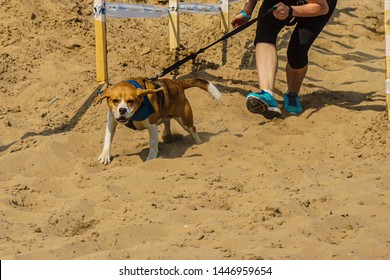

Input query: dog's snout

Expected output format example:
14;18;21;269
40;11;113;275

119;108;127;115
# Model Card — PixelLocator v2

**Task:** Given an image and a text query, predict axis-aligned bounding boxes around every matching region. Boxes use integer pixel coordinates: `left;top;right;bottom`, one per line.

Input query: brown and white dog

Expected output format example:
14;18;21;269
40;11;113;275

94;77;221;164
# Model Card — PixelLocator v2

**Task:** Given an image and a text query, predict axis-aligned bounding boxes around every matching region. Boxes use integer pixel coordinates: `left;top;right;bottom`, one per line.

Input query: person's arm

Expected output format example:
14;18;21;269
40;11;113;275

292;0;329;17
273;0;329;21
231;0;258;28
242;0;259;18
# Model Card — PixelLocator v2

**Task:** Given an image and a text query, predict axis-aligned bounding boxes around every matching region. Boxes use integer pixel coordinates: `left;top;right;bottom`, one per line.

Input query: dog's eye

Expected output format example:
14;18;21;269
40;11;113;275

127;100;134;104
112;99;120;104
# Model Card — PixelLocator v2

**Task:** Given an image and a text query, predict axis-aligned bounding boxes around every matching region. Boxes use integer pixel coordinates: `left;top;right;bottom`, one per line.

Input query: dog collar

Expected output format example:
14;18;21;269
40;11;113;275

126;80;155;121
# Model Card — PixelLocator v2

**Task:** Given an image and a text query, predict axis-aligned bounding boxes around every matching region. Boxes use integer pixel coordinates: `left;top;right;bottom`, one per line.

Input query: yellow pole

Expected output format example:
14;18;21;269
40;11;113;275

169;0;180;51
94;0;108;84
221;0;229;33
386;0;390;119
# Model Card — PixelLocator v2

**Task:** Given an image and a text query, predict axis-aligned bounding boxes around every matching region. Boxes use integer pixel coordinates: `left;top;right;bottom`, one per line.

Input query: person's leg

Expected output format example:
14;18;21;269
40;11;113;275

256;42;278;92
286;63;307;93
247;42;282;119
284;0;337;114
283;63;307;115
246;0;284;119
254;0;284;92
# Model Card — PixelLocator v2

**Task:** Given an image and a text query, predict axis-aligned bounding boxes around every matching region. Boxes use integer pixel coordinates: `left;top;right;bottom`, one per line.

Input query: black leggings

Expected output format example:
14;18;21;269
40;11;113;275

255;0;337;69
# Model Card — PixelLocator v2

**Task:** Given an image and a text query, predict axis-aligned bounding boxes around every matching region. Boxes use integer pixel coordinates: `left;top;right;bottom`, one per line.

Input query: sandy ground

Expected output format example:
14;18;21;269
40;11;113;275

0;0;389;260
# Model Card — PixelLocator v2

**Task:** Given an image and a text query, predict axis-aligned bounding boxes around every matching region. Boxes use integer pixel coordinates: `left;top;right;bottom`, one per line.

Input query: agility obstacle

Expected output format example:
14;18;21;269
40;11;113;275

94;0;108;84
385;0;390;119
93;0;243;84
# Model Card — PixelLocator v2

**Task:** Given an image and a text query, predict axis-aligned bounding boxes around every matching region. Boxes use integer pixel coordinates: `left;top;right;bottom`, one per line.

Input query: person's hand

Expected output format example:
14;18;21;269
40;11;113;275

231;12;249;29
273;2;290;20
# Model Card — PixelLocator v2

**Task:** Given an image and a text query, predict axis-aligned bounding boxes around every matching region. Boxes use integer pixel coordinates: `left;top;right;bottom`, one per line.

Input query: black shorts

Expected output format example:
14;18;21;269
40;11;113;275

255;0;337;69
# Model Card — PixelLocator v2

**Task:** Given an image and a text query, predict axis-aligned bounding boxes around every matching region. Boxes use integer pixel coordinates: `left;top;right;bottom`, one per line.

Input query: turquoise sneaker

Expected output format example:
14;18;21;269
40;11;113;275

283;92;302;115
246;90;281;119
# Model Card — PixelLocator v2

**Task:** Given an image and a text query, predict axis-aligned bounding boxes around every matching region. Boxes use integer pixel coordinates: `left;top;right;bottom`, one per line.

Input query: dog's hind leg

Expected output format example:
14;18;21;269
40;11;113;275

162;119;174;143
174;116;202;144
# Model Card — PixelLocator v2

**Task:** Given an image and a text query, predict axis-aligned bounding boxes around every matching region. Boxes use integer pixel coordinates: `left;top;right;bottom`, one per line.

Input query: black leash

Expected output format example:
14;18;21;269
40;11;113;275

150;6;277;81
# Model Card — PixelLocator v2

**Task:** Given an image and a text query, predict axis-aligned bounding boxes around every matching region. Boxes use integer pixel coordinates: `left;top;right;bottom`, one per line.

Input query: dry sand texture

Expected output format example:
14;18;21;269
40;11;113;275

0;0;389;259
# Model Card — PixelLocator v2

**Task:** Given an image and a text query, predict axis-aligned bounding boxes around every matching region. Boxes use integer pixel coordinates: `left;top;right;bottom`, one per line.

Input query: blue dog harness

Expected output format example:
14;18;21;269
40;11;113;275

126;80;155;122
125;80;162;130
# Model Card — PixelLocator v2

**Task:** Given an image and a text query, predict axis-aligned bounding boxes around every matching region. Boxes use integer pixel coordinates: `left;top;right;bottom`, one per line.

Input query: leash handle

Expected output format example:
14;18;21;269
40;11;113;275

150;6;276;81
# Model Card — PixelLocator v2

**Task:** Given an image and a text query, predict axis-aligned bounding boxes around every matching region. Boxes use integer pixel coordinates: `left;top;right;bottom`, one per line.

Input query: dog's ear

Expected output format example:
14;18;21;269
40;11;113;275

136;88;164;98
94;89;110;106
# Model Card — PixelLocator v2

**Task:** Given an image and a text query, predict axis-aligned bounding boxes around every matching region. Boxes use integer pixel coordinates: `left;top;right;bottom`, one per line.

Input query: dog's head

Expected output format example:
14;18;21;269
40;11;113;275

94;82;162;123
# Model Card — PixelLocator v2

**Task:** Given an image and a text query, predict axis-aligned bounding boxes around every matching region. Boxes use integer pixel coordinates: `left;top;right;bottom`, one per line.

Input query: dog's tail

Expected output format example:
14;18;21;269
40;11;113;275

176;78;221;102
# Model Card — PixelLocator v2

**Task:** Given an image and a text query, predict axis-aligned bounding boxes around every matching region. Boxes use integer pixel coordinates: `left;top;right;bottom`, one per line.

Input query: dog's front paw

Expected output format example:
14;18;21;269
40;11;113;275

98;150;111;164
146;151;158;161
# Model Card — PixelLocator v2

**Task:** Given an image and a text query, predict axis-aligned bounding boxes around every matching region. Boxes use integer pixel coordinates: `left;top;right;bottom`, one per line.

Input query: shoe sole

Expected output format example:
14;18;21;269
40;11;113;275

285;111;301;115
246;96;281;119
283;107;303;115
